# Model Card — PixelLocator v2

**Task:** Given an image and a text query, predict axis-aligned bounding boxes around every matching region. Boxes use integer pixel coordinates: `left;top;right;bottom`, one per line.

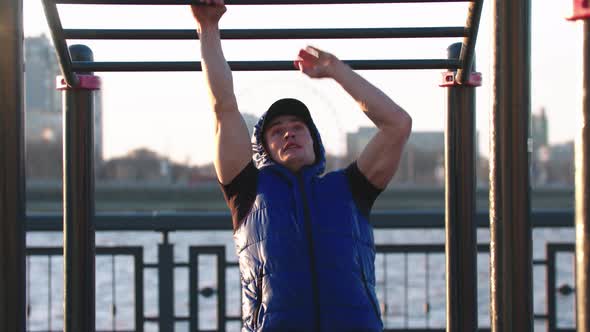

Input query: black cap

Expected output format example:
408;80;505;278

261;98;314;135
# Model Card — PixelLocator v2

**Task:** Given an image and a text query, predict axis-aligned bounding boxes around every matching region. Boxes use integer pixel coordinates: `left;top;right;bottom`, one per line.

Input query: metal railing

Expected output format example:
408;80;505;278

26;247;144;332
24;210;574;332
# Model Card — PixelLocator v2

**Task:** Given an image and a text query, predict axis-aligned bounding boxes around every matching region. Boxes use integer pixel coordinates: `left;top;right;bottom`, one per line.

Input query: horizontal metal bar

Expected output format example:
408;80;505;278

547;243;576;251
27;211;234;231
54;0;473;5
25;209;574;231
71;59;460;71
377;244;493;253
26;247;62;255
63;27;467;40
26;247;141;255
381;329;449;332
383;329;490;332
371;209;574;229
376;244;444;253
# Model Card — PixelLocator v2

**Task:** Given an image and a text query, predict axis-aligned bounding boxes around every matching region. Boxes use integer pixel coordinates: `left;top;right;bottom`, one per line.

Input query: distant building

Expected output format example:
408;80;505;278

401;131;446;185
529;106;575;186
347;127;444;185
25;35;104;179
102;148;172;182
346;127;479;186
101;148;217;184
531;107;551;185
25;36;60;115
346;127;376;160
546;141;574;185
24;35;61;180
25;35;61;144
531;107;549;147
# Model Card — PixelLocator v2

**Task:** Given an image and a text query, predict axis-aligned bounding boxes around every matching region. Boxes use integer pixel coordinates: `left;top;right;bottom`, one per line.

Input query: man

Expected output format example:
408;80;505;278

191;1;412;331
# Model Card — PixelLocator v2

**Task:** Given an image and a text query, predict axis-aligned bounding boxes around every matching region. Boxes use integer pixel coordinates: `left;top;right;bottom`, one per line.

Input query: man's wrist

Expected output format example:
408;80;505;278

329;58;351;81
197;23;220;36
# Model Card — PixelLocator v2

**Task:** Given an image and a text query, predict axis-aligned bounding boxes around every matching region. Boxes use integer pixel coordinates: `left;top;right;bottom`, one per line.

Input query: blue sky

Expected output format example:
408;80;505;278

24;1;583;165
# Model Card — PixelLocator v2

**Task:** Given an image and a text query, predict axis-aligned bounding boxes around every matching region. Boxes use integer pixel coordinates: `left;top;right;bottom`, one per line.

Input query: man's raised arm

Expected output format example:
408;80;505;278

295;46;412;189
191;0;251;185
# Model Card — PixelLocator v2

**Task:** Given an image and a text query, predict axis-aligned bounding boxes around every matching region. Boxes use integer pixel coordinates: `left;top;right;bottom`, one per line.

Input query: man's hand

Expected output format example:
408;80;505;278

294;46;340;79
190;0;226;30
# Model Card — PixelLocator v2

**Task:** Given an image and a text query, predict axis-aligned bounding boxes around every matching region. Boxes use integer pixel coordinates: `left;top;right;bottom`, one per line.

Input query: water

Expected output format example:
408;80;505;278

25;228;576;331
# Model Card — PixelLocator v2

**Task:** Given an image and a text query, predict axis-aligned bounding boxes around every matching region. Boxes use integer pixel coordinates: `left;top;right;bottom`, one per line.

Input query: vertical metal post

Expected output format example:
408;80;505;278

575;17;590;332
443;42;478;332
158;232;174;331
490;0;533;331
216;249;226;332
61;45;99;332
0;0;26;330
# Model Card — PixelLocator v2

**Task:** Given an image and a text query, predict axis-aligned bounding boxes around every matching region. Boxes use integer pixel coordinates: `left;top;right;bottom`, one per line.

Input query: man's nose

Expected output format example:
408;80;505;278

283;131;295;140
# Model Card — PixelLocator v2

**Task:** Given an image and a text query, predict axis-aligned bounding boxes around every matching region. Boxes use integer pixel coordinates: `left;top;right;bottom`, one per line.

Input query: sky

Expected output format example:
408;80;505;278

23;0;584;166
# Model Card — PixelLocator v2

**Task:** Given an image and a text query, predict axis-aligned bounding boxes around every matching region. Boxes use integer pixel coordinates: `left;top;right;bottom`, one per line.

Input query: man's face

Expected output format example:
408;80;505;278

264;114;316;172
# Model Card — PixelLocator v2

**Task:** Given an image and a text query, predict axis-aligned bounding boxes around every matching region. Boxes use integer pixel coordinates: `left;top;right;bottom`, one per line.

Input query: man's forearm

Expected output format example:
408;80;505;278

331;60;411;131
198;25;237;111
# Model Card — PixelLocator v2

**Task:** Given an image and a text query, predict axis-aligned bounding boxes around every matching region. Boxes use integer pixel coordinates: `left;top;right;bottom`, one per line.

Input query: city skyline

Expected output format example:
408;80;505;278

22;0;584;166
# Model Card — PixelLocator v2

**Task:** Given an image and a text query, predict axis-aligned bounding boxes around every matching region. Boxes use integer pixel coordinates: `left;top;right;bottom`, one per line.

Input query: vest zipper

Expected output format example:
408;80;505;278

253;268;263;330
298;175;321;332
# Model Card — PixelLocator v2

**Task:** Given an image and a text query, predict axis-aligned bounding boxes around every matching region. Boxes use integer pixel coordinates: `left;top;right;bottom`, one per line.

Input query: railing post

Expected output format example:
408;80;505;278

0;0;27;329
568;1;590;330
60;44;100;332
441;42;480;332
158;232;174;331
490;0;533;331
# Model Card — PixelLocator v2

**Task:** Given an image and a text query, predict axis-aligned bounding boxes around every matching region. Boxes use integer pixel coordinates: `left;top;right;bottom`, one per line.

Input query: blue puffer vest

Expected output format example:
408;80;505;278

234;110;382;331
